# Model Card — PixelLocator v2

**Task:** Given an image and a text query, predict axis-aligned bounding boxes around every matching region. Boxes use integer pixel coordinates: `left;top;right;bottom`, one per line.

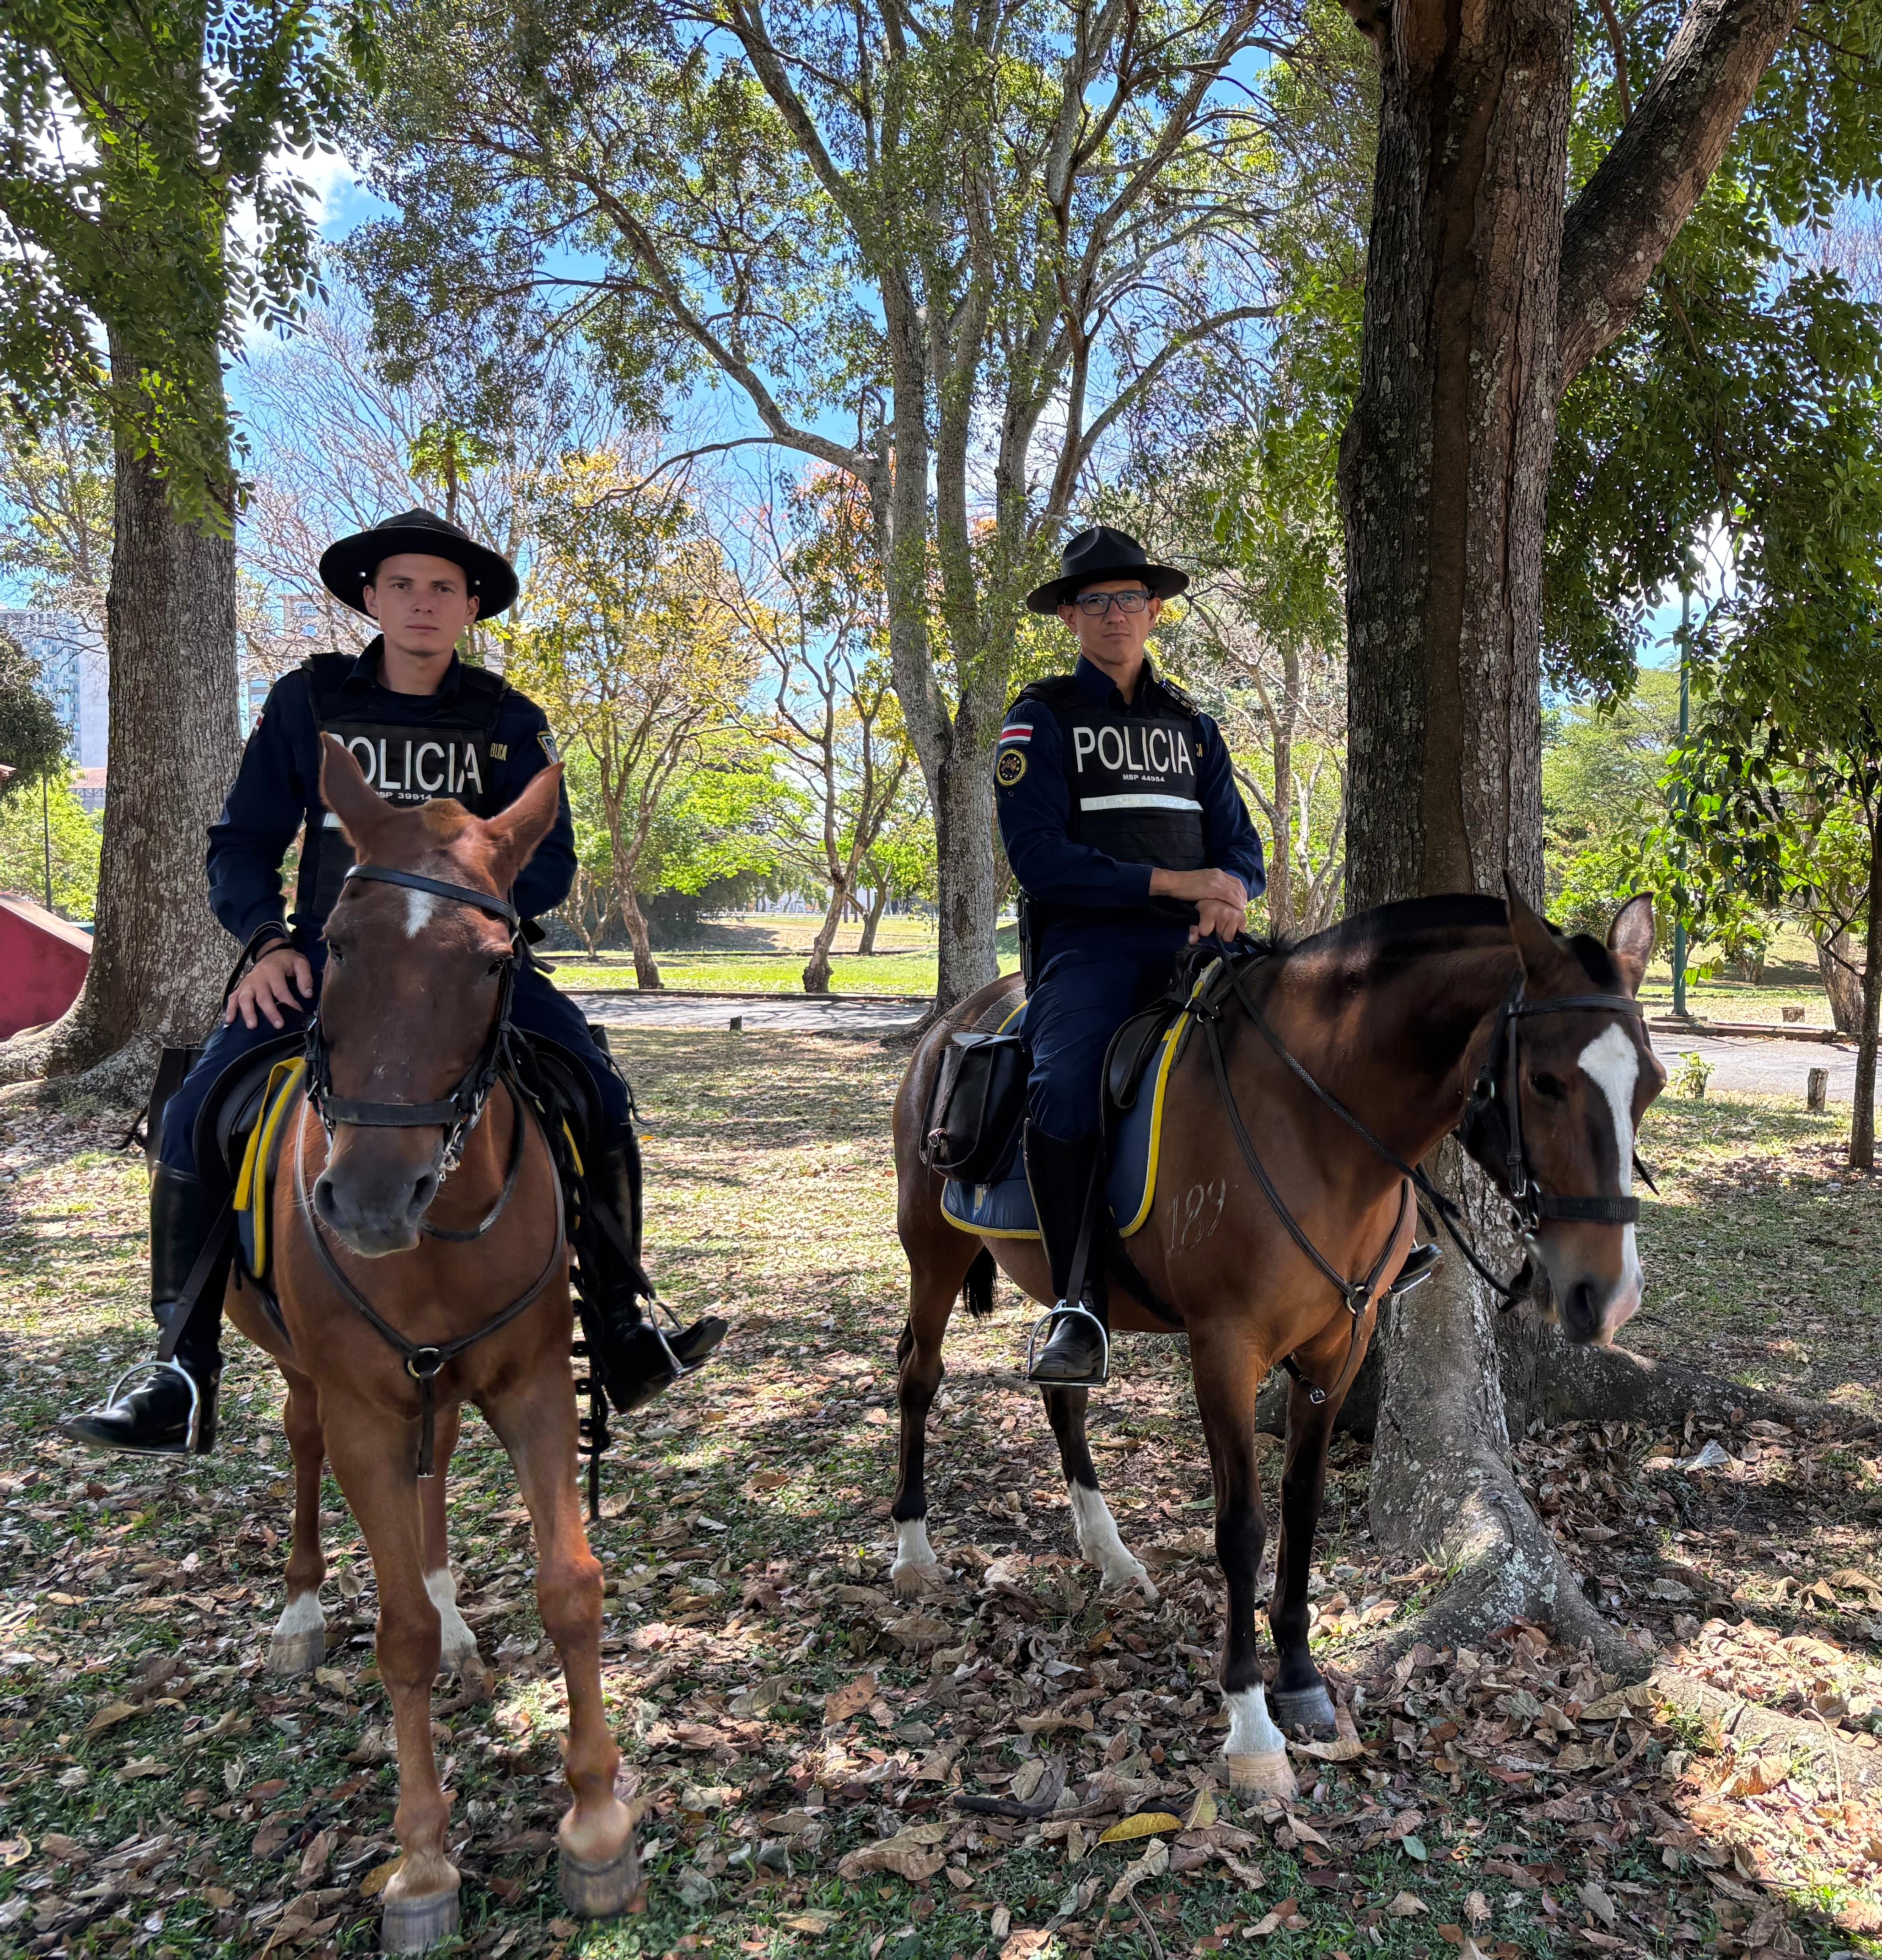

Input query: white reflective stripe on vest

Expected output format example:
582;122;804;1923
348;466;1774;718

1078;792;1199;812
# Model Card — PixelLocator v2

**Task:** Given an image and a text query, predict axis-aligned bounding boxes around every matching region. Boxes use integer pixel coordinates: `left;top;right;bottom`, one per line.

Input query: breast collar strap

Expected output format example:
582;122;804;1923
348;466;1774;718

305;863;522;1172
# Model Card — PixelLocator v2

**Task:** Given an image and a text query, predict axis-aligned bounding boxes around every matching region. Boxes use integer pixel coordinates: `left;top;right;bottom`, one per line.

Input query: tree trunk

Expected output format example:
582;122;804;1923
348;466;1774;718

858;881;891;956
803;882;846;995
1819;927;1864;1034
0;412;240;1093
1850;809;1881;1171
933;742;1000;1012
1339;3;1566;912
619;885;661;991
1267;661;1295;936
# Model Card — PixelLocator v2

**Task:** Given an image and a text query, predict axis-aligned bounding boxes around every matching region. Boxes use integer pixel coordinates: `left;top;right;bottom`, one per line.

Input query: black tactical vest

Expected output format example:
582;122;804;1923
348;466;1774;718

1016;670;1208;875
297;651;511;927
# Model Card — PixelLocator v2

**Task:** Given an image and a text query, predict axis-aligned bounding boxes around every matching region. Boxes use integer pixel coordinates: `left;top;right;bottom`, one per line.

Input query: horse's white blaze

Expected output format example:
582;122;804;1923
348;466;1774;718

404;888;439;938
426;1566;478;1662
1069;1483;1156;1599
890;1519;939;1585
273;1590;326;1639
1577;1022;1645;1310
1223;1685;1286;1758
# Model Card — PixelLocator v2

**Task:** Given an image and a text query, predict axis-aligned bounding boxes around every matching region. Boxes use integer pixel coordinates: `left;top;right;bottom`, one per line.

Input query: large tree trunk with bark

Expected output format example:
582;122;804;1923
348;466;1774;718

932;742;1000;1013
803;880;847;995
1336;0;1808;1658
0;404;240;1095
618;885;661;991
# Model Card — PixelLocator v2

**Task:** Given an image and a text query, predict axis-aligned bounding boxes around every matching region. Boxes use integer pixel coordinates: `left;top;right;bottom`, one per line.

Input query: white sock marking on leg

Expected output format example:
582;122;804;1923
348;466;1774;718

893;1519;937;1573
1069;1483;1155;1598
273;1591;325;1639
426;1566;478;1661
1223;1685;1286;1758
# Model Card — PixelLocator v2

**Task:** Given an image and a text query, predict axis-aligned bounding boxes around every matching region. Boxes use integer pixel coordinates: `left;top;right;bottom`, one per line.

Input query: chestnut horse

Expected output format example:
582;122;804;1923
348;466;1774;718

224;736;636;1950
888;890;1662;1793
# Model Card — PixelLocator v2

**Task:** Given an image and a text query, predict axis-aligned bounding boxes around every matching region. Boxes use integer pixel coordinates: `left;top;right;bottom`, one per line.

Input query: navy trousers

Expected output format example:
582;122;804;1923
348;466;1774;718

1024;937;1184;1143
158;964;632;1176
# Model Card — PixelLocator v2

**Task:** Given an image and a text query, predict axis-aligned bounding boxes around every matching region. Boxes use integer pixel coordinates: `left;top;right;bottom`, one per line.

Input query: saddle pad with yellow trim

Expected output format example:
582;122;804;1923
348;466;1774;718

940;964;1208;1242
233;1056;307;1282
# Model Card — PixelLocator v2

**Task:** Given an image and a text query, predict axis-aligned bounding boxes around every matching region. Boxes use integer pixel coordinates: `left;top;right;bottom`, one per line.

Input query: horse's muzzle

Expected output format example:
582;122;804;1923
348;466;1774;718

1532;1222;1642;1346
313;1135;442;1257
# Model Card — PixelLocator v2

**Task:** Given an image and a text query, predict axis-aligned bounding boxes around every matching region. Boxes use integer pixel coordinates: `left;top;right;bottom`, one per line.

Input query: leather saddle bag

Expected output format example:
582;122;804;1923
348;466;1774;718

920;1028;1028;1184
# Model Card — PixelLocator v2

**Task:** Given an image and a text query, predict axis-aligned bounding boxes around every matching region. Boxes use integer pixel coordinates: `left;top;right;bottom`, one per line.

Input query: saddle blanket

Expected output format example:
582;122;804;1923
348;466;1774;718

940;993;1196;1242
232;1055;308;1282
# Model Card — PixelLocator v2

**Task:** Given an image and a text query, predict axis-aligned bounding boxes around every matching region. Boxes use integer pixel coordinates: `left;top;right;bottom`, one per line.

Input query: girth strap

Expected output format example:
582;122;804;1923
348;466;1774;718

291;1092;566;1477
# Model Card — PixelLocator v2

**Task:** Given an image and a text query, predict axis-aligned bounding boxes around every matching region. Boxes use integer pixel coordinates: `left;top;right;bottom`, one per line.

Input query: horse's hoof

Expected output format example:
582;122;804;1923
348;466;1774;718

1100;1566;1158;1606
267;1629;326;1676
1227;1750;1297;1798
891;1560;941;1598
559;1833;641;1919
437;1642;482;1681
1271;1685;1339;1739
380;1887;460;1952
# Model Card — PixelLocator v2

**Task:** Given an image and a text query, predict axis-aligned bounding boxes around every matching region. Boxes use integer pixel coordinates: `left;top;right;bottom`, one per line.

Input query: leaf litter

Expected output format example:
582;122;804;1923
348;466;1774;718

0;1042;1877;1956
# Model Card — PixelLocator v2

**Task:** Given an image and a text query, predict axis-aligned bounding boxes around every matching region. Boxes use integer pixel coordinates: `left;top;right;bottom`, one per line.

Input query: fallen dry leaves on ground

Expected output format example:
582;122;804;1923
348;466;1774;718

0;1042;1877;1960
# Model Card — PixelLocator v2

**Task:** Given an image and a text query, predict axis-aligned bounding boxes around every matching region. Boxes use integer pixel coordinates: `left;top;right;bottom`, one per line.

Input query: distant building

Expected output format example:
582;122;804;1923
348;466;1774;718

0;608;107;769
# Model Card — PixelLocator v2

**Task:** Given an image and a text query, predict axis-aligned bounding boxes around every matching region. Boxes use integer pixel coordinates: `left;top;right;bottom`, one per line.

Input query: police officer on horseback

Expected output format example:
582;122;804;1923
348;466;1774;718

1000;527;1266;1389
63;509;724;1455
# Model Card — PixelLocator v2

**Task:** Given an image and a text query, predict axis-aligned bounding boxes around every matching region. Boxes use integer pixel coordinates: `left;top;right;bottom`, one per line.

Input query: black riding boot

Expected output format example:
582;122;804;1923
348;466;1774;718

584;1141;727;1416
1024;1121;1109;1388
62;1166;226;1456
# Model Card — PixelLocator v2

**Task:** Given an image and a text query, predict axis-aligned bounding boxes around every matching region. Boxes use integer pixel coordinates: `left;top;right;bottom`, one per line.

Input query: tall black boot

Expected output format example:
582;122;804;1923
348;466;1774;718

1023;1121;1110;1388
62;1165;226;1456
583;1142;726;1416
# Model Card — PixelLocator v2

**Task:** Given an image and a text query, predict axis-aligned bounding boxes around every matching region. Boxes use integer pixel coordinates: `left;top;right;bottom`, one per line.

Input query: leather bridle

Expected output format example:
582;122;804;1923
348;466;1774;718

305;863;521;1173
1459;977;1655;1236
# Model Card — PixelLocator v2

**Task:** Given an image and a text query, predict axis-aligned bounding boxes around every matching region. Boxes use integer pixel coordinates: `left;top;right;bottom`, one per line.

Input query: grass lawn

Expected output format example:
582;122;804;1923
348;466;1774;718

0;1040;1878;1959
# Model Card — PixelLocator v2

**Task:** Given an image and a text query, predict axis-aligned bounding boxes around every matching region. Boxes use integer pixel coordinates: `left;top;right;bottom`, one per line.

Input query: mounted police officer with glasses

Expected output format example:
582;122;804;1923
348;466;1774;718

999;527;1266;1389
63;509;725;1456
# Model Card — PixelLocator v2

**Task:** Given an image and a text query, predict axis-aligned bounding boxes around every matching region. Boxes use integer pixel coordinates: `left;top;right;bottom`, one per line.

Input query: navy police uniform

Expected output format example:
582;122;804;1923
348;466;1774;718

997;654;1264;1140
157;640;625;1177
997;524;1264;1388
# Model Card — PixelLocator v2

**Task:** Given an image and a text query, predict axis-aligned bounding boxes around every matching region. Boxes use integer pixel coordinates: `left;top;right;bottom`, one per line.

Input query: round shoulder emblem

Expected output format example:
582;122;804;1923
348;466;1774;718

995;748;1027;787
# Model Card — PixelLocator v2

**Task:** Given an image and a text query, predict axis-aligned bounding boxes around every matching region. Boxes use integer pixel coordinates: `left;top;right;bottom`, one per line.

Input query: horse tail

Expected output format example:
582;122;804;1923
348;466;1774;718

961;1246;998;1318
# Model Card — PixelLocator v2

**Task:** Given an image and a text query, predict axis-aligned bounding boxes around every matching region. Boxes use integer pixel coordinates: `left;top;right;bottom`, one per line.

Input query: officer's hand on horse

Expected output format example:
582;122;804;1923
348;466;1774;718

1192;894;1247;946
226;945;314;1030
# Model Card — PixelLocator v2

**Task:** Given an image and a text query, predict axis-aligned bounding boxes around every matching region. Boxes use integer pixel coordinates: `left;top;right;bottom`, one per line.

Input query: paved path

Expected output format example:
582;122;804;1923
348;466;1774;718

1650;1028;1857;1103
578;991;926;1036
577;991;1857;1100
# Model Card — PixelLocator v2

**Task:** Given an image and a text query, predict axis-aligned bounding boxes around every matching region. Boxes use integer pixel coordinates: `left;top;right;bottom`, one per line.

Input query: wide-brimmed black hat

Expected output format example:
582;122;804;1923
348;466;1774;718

319;508;519;620
1025;524;1188;614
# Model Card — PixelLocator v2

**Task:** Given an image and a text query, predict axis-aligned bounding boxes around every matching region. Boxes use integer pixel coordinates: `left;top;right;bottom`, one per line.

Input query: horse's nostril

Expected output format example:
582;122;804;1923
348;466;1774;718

408;1172;438;1221
1567;1279;1599;1335
312;1175;340;1224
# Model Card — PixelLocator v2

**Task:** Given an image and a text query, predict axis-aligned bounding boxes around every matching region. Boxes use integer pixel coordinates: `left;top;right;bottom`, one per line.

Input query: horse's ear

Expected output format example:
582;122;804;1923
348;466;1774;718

318;734;393;853
483;762;565;888
1503;872;1562;984
1606;893;1656;995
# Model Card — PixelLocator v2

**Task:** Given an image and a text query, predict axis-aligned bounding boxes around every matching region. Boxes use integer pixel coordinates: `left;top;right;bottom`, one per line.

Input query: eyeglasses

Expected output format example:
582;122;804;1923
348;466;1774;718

1072;589;1152;617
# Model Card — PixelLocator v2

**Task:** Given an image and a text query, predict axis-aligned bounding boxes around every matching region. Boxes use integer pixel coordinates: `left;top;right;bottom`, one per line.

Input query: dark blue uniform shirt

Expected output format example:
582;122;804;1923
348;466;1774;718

207;643;577;963
997;654;1265;953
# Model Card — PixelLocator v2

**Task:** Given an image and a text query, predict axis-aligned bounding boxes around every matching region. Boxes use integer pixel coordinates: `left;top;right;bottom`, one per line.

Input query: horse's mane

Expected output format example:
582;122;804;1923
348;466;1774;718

1273;893;1624;990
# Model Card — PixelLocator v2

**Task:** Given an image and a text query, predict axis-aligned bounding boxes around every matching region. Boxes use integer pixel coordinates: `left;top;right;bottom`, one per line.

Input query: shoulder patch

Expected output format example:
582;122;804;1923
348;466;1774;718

995;747;1027;788
538;728;559;762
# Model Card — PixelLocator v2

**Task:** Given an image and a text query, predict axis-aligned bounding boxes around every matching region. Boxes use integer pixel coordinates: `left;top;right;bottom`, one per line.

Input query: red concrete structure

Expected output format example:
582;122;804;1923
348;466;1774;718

0;894;91;1039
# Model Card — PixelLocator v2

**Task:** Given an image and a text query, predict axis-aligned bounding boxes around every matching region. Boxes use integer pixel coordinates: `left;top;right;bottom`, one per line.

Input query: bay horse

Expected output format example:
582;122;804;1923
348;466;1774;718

223;736;637;1950
888;890;1662;1794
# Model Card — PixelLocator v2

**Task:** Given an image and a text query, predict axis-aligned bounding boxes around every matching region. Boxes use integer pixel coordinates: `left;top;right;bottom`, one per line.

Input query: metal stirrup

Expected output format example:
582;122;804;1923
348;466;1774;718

1025;1301;1111;1386
92;1359;204;1454
646;1302;698;1381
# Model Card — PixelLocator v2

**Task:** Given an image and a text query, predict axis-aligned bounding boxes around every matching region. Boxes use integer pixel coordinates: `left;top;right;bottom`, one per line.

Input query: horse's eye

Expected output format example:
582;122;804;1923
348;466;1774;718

487;958;507;978
1530;1071;1565;1101
327;944;346;966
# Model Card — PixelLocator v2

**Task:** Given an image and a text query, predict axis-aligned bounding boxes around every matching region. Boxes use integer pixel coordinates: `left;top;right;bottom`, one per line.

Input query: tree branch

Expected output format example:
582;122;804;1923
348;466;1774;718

1556;0;1802;388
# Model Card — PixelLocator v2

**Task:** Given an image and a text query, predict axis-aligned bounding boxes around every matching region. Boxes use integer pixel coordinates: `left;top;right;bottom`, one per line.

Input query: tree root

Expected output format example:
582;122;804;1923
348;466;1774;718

0;1035;156;1113
1646;1665;1882;1796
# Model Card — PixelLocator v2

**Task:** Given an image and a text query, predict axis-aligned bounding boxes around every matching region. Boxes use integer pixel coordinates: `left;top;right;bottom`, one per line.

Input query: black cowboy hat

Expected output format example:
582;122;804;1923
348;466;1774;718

319;508;520;620
1025;524;1189;614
